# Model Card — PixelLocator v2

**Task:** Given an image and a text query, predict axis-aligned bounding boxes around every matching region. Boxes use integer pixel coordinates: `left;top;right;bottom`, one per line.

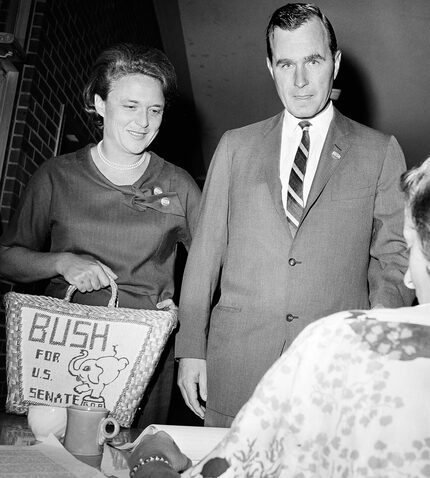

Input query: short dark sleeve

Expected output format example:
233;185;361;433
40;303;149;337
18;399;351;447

1;161;53;251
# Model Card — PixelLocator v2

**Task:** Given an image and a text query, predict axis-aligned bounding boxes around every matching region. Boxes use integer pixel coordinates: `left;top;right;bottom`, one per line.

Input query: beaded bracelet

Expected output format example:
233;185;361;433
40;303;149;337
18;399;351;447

129;455;172;477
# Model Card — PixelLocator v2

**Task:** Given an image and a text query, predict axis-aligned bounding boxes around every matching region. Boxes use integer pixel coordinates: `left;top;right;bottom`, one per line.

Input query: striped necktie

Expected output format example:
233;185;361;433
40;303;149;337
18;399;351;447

286;120;311;237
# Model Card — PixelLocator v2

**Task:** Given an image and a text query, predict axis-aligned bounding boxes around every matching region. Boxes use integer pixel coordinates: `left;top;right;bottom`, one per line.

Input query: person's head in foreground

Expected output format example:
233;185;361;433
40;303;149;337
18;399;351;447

401;156;430;304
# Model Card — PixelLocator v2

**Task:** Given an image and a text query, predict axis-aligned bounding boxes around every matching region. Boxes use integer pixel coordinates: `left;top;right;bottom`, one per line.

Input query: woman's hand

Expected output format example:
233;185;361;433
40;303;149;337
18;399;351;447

128;431;191;476
55;252;117;293
156;299;178;311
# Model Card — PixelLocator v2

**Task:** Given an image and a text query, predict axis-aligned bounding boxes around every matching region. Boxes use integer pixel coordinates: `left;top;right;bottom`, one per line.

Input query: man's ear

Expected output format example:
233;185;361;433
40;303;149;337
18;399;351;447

266;57;274;79
333;50;341;80
94;94;105;118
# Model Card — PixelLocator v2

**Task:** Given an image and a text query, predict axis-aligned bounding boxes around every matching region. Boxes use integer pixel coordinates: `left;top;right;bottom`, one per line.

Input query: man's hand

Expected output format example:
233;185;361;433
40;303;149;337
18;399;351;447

55;252;117;293
177;358;207;419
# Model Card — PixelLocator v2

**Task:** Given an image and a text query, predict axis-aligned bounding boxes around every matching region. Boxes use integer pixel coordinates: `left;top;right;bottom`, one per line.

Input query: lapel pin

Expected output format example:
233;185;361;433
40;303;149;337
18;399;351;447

331;151;341;160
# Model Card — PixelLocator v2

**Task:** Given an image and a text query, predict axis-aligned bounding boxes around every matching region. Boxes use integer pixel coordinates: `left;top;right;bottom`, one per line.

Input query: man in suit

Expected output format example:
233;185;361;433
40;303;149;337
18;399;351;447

175;3;415;427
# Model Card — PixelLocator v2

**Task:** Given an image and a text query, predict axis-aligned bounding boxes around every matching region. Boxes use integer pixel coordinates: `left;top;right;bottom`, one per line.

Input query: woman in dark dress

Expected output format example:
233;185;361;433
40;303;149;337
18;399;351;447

0;43;201;426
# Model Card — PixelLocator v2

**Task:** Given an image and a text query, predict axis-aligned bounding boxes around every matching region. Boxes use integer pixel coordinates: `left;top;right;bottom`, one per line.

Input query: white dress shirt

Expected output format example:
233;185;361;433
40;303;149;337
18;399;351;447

280;102;334;212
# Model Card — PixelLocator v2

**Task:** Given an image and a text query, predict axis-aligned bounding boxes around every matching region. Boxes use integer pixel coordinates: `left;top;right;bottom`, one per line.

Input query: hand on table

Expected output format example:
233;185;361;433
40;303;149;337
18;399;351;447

56;252;117;293
177;358;207;419
128;431;191;477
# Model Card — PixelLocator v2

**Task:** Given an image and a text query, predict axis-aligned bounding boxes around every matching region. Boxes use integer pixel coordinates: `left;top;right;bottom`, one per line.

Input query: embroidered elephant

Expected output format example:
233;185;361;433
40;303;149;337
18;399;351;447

68;347;129;403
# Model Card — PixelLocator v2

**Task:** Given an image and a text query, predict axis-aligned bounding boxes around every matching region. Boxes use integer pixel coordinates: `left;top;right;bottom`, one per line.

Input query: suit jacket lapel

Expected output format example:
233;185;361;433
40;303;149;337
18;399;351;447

261;112;292;236
302;108;352;221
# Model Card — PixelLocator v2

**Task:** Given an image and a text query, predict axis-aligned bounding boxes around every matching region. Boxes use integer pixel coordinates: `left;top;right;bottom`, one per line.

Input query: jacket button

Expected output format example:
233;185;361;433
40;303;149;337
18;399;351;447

288;258;297;266
286;313;298;322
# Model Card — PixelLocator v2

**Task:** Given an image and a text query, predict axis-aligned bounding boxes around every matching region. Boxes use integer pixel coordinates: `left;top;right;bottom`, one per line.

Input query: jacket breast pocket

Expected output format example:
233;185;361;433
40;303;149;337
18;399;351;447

214;304;242;313
331;185;373;201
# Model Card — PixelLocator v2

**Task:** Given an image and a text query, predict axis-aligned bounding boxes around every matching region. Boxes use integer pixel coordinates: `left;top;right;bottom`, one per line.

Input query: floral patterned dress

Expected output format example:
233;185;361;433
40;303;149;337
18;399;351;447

183;304;430;478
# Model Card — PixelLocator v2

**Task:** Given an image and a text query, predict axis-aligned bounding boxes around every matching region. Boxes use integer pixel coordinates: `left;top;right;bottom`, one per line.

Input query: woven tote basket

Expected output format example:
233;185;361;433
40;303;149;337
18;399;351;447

4;279;177;427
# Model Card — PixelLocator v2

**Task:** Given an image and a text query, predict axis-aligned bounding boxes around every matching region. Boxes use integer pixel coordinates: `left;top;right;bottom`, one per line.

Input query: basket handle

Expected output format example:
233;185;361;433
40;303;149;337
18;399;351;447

63;275;118;308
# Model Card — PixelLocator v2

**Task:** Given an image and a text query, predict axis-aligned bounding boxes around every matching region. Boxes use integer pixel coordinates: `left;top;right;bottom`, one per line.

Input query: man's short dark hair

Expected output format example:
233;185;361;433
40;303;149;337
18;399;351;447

266;3;338;62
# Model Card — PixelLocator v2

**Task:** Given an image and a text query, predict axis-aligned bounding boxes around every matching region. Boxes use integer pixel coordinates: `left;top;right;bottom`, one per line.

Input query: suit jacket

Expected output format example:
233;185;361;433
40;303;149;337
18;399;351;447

175;108;414;419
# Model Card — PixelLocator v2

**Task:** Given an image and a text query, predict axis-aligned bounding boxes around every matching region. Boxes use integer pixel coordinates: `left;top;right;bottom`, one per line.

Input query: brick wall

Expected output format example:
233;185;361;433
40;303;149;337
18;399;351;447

0;0;166;409
0;0;17;32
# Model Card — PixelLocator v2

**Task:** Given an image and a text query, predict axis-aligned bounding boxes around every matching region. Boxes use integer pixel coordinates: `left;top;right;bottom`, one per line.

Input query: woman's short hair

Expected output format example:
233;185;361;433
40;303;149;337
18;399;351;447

401;157;430;260
83;43;177;127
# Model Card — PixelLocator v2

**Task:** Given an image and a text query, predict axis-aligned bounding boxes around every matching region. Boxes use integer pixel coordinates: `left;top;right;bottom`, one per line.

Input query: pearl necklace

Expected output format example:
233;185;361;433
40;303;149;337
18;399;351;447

97;141;148;171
